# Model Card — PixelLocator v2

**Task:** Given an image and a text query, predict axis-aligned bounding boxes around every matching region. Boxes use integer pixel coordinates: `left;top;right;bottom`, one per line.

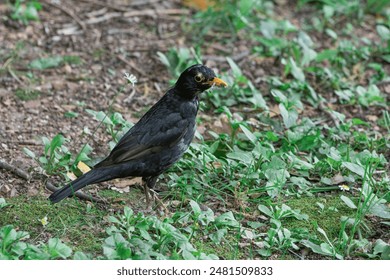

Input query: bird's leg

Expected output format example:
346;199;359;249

144;176;168;213
142;177;153;207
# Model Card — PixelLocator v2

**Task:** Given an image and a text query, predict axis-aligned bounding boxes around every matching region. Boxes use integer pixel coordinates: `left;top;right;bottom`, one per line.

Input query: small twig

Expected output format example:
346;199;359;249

45;181;106;204
231;209;259;220
84;9;189;25
2;139;40;146
123;88;137;104
84;12;121;25
79;0;162;11
288;249;304;260
127;0;163;7
0;160;31;180
7;67;24;85
2;56;24;85
203;50;250;62
44;0;86;31
79;0;128;12
123;9;190;17
117;55;147;76
57;25;83;36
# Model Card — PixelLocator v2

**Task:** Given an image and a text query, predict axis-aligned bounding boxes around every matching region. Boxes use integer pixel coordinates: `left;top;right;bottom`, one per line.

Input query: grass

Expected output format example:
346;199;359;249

0;195;107;255
0;190;383;259
284;196;357;240
1;0;389;260
15;88;41;101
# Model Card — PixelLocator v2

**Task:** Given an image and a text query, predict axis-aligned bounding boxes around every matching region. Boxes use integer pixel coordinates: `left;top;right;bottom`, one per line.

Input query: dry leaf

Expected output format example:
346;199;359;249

269;104;281;118
210;114;231;134
66;171;77;181
170;200;181;208
77;161;91;174
183;0;214;10
111;186;130;193
366;115;378;122
331;173;346;185
110;177;142;193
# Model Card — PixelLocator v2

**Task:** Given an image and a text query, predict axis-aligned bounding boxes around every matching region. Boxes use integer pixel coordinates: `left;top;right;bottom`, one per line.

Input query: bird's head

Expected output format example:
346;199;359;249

174;64;228;97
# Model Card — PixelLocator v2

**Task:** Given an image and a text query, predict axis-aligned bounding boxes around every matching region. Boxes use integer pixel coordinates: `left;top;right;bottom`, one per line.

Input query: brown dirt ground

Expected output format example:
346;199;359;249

0;0;198;202
0;0;281;205
0;1;388;214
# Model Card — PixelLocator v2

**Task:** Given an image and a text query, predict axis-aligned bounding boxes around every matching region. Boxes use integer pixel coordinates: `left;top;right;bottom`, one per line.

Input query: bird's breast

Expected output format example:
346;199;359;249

179;98;199;118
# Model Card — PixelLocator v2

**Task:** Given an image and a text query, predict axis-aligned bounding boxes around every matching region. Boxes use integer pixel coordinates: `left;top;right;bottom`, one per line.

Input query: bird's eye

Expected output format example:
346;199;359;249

194;73;204;83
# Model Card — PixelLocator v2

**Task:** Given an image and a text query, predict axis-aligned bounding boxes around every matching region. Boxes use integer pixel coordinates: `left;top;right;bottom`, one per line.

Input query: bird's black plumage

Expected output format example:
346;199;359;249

49;64;227;203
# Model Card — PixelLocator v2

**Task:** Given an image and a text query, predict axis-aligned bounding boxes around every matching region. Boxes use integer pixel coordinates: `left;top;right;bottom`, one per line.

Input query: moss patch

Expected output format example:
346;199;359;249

0;195;108;255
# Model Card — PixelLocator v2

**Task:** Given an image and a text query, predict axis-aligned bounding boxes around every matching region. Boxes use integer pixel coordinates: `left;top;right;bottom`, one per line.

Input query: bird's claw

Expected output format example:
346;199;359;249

144;186;169;214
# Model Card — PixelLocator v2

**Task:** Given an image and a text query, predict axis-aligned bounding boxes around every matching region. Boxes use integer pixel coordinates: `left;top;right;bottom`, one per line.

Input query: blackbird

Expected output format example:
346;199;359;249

49;64;227;204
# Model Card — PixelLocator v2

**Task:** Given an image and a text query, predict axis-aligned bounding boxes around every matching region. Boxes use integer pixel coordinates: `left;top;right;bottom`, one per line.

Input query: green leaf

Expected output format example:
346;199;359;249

377;25;390;40
265;131;279;142
296;133;320;151
1;226;17;248
320;243;334;255
50;134;65;151
25;5;39;20
342;162;365;177
301;45;317;66
73;251;90;260
373;239;388;254
257;248;272;257
0;198;7;209
86;110;106;123
258;204;273;217
340;195;357;209
227;149;254;165
271;89;287;103
260;20;276;38
289;58;305;82
301;240;331;256
373;239;390;260
317;227;329;239
29;56;63;70
116;242;131;259
239;124;257;144
74;144;93;163
369;203;390;219
189;200;202;216
156;52;171;67
123;207;133;219
209;228;227;244
325;28;338;39
247;221;265;229
352;118;369;126
226;57;242;77
316;49;338;62
64;111;79;118
279;104;298;128
47;238;72;259
215;212;239;227
23;147;36;159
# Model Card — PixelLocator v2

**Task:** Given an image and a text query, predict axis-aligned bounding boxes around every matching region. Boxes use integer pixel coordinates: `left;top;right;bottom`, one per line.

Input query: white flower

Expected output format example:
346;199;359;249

124;72;137;87
40;216;48;226
339;184;350;191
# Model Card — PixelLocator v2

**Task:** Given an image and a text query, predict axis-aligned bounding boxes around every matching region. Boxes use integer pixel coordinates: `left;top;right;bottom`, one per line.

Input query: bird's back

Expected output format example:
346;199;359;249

94;89;198;177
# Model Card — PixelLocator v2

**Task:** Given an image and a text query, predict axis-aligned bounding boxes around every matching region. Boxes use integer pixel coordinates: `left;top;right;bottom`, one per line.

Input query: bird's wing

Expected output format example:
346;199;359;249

95;111;189;167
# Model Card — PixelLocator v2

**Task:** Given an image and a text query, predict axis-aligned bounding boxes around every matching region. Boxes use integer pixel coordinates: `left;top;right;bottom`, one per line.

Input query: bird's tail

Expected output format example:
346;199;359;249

49;168;113;203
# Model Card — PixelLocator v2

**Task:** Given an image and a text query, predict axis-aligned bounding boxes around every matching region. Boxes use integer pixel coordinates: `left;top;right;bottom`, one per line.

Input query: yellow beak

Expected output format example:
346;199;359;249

203;77;228;87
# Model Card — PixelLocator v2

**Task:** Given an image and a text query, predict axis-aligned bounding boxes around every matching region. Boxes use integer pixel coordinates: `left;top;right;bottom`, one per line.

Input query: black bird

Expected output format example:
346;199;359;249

49;64;227;205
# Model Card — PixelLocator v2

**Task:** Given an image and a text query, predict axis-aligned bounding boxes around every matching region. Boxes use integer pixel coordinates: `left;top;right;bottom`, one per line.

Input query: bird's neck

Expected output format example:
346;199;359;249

171;85;198;100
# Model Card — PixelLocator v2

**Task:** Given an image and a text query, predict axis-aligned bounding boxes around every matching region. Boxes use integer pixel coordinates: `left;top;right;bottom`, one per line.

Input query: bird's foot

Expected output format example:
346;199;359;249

148;189;169;214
